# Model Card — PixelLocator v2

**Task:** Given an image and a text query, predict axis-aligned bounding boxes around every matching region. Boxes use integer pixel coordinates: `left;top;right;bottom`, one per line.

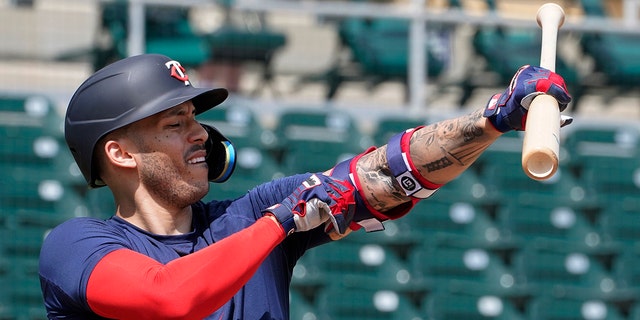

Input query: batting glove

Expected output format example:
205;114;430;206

263;174;356;236
484;65;572;132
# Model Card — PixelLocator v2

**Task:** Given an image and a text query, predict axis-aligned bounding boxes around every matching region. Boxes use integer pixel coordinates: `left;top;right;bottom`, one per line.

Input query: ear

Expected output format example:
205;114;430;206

104;139;137;169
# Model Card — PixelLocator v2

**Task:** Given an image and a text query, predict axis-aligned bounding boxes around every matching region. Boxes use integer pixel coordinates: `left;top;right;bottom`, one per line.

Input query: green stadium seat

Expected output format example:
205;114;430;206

579;32;640;88
495;201;610;254
204;146;285;201
629;303;640;320
475;131;589;209
0;94;59;122
465;26;580;109
289;289;319;320
371;116;429;146
513;242;619;300
424;291;525;320
598;204;640;251
403;199;504;249
578;153;640;210
207;25;287;64
342;219;418;261
431;169;495;206
291;241;412;294
0;226;50;258
611;251;640;299
196;101;276;150
322;17;449;100
84;186;116;220
0;165;88;220
273;108;369;175
562;121;640;171
315;285;422;320
408;240;519;296
527;296;626;320
94;2;211;70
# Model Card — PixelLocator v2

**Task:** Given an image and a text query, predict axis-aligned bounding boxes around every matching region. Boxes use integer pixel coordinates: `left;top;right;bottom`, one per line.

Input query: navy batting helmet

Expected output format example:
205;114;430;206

65;54;235;188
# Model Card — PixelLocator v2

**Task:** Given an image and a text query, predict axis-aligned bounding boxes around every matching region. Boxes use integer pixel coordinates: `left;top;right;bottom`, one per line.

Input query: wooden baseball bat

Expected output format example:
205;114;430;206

521;3;565;181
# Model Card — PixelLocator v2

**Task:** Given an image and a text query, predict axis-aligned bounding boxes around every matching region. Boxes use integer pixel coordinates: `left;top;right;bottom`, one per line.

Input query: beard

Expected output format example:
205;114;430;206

138;152;209;209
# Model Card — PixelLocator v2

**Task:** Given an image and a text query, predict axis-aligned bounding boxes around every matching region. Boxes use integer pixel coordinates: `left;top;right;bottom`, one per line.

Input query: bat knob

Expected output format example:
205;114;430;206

537;3;565;29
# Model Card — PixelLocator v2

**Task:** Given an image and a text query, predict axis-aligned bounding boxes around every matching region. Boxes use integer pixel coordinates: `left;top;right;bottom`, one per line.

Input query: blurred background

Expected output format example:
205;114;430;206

2;0;640;319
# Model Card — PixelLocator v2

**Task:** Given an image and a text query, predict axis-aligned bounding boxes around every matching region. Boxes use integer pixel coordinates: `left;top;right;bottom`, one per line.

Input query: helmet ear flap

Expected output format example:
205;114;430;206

202;123;236;183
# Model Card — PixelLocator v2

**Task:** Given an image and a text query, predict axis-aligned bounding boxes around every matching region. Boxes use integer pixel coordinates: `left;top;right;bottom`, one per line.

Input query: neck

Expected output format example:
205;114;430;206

114;188;194;235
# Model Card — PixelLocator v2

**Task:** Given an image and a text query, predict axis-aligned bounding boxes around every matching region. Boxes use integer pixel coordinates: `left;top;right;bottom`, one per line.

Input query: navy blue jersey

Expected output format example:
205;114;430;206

39;174;332;319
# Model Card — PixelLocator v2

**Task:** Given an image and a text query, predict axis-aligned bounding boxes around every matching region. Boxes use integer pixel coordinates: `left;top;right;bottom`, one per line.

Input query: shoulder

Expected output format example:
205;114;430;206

40;217;131;314
41;217;130;270
43;217;125;247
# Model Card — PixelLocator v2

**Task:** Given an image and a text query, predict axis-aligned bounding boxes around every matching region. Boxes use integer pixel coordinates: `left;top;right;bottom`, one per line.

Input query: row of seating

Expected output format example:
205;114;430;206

291;237;640;319
73;0;640;111
291;284;640;320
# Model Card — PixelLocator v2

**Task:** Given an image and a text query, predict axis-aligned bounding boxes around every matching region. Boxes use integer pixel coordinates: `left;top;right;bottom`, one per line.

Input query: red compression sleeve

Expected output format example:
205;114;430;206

86;217;285;320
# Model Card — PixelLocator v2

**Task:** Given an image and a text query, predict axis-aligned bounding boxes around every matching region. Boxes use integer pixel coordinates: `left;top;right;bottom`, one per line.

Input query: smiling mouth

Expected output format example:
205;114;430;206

187;156;206;164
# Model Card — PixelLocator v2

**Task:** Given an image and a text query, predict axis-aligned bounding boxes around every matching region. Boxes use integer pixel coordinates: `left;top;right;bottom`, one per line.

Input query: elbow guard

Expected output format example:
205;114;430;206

330;128;442;232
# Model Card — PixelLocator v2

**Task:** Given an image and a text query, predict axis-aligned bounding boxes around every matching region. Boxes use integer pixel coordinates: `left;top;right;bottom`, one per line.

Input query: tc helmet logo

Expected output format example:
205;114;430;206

165;60;190;86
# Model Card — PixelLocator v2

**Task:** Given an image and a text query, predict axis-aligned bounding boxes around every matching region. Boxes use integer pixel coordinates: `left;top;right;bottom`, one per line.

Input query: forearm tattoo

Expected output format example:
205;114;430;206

356;109;497;211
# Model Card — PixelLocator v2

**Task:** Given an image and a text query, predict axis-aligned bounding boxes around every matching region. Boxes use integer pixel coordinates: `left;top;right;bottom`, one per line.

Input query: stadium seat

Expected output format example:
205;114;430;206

578;153;640;210
343;218;418;261
598;203;640;251
84;186;116;220
273;108;369;175
611;251;640;299
206;24;287;94
371;116;429;146
0;226;50;258
431;169;495;206
527;295;626;320
0;94;60;124
464;26;580;109
291;241;413;294
320;17;449;100
315;285;422;320
495;201;610;254
562;121;640;170
196;100;276;150
289;289;319;320
403;199;504;250
204;146;285;201
95;2;210;70
408;240;519;296
424;291;525;320
579;30;640;88
0;164;88;220
512;241;619;300
475;131;589;209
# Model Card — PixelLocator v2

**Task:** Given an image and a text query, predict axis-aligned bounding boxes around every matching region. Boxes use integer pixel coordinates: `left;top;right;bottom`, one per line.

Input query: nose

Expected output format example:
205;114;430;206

190;121;208;144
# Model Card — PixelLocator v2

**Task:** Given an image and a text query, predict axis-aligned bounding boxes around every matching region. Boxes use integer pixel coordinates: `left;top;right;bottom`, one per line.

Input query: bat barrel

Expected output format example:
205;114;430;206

521;3;565;181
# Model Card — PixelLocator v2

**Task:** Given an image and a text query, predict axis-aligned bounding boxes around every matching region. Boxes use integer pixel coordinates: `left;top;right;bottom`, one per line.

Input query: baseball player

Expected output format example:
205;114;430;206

39;54;571;319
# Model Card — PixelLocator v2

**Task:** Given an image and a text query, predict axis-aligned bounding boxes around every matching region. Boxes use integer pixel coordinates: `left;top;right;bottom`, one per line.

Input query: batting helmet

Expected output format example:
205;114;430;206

65;54;235;188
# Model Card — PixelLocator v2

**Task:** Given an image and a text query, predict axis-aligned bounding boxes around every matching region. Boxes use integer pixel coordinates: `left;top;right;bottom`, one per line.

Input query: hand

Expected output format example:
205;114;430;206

483;65;572;132
262;174;356;236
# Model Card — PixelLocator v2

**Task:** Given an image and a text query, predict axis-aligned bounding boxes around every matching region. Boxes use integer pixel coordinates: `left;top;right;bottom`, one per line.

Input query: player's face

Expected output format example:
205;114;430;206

130;101;210;208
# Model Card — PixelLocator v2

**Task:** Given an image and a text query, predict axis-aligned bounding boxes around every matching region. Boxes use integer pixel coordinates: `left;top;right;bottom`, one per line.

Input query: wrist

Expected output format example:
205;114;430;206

263;205;296;236
483;93;514;133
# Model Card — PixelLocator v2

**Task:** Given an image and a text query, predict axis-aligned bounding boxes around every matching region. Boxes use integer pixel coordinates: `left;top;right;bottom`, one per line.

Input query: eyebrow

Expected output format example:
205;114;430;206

162;104;196;118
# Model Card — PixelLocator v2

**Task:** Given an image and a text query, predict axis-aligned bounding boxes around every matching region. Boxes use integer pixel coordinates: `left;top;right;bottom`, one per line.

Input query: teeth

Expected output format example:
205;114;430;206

188;156;206;164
